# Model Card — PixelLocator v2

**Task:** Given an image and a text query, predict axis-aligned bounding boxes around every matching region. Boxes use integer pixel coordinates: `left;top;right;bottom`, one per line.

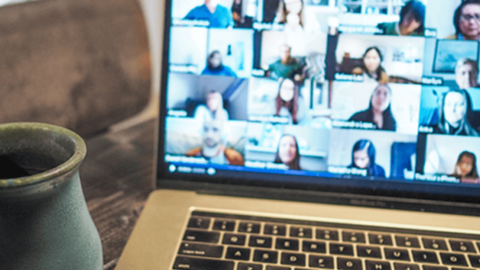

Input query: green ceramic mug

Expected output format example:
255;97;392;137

0;122;103;270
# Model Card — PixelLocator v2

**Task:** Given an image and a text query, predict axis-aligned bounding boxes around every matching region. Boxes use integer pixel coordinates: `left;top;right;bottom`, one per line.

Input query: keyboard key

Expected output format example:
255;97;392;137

384;248;410;261
249;236;273;248
291;227;312;238
449;240;476;253
452;268;475;270
366;260;391;270
357;246;382;258
264;224;287;236
394;263;420;270
440;253;468;266
395;236;420;248
281;252;306;266
223;233;246;246
213;219;235;231
237;262;263;270
173;256;234;270
316;229;339;241
330;243;354;256
422;238;448;250
337;257;363;270
238;222;261;234
309;255;334;269
303;240;326;253
226;247;251;261
412;251;439;264
253;249;278;263
369;234;393;245
422;266;447;270
468;255;480;267
276;238;300;251
188;217;211;229
178;242;223;258
183;230;220;243
343;231;366;243
266;266;290;270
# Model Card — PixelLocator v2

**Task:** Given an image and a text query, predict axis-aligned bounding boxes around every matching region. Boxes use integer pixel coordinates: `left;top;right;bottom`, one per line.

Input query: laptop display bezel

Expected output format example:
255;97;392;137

156;0;480;215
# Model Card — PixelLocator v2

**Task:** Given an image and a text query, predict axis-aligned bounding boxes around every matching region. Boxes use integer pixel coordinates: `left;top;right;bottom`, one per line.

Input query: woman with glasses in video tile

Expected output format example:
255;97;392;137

377;0;426;36
447;0;480;40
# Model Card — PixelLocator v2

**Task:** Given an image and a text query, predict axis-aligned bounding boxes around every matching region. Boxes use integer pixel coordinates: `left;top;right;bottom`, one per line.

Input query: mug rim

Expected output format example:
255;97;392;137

0;122;86;188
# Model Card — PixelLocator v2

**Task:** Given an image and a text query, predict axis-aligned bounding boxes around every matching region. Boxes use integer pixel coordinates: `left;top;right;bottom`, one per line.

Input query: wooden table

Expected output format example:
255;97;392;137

80;118;157;270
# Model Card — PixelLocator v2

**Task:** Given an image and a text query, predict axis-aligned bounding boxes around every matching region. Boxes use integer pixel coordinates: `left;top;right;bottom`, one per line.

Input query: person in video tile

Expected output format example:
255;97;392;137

186;119;244;165
201;51;237;77
348;140;386;177
455;58;479;89
274;134;301;170
352;47;389;84
194;90;230;122
274;0;304;31
452;151;480;183
447;0;480;40
433;89;479;136
275;78;307;124
267;44;304;81
231;0;244;27
184;0;234;28
349;84;397;131
377;0;425;36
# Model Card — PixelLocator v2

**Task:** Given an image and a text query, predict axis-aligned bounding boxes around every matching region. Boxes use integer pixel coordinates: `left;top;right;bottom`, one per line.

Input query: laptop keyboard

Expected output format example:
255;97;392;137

172;211;480;270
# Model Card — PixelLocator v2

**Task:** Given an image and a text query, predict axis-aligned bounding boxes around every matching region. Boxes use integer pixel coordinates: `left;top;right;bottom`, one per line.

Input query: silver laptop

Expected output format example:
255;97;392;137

116;0;480;269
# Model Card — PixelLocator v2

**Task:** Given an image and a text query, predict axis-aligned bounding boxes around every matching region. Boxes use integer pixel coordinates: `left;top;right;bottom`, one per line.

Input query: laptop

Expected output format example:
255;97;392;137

116;0;480;269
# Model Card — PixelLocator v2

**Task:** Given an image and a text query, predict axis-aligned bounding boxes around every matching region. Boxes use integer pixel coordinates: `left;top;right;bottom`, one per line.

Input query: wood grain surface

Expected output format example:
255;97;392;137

80;119;157;269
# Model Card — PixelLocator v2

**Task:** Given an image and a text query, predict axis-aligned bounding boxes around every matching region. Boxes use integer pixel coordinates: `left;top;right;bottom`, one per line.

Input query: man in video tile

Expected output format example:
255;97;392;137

267;44;304;82
186;119;244;166
184;0;234;28
455;58;479;89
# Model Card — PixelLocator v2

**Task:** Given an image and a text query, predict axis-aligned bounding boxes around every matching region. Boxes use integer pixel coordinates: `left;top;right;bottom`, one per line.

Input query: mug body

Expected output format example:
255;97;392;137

0;122;103;270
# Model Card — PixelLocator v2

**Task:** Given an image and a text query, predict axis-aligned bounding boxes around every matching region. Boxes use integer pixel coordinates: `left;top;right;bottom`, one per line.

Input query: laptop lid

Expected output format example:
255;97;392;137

156;0;480;215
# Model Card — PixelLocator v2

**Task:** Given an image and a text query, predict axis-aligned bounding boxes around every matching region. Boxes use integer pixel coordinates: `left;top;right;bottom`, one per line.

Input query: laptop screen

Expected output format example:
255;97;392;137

158;0;480;203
